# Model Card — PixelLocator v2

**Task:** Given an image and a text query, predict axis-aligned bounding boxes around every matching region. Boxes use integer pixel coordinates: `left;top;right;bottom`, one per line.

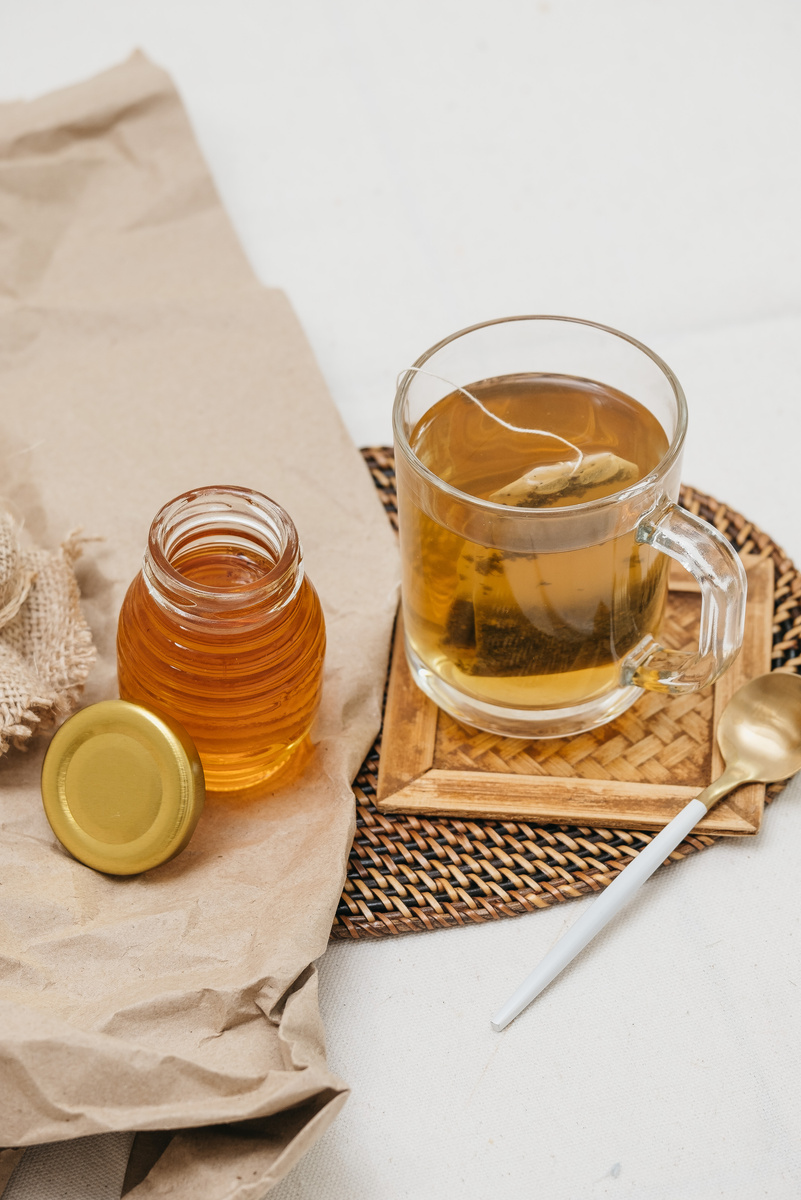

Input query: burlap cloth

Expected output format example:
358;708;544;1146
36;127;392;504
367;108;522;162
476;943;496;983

0;53;399;1197
0;515;94;753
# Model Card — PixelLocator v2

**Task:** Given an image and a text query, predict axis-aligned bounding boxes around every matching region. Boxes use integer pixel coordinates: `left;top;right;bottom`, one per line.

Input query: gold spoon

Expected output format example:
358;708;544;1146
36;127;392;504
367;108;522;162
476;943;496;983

492;671;801;1032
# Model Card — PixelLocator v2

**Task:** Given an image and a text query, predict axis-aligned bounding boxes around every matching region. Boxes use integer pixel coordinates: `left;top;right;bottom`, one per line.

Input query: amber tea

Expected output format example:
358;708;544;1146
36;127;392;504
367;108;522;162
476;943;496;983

400;373;671;711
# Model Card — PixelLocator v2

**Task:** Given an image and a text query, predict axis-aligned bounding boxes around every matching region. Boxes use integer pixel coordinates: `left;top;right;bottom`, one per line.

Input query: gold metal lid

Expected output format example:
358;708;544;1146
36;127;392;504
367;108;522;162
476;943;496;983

41;700;205;875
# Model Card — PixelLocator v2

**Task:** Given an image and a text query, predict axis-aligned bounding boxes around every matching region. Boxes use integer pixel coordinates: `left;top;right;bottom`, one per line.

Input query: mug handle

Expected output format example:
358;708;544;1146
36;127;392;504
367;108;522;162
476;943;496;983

625;502;748;694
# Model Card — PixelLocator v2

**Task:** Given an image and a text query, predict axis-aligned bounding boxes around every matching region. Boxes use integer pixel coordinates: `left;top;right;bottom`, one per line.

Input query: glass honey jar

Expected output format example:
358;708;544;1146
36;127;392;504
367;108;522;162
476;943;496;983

117;486;325;793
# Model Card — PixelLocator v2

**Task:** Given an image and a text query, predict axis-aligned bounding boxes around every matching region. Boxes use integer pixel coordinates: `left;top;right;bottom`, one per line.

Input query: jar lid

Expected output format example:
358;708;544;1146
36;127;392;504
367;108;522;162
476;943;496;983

41;700;205;875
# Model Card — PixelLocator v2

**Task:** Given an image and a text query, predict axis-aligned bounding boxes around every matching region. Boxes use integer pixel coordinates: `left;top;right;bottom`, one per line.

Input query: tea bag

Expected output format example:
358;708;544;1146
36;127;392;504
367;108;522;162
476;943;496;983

443;452;640;677
445;546;589;676
489;451;639;508
444;542;618;677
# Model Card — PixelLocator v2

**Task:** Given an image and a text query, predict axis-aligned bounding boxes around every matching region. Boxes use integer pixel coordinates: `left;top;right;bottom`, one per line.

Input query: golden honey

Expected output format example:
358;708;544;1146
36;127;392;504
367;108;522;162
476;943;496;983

117;486;325;793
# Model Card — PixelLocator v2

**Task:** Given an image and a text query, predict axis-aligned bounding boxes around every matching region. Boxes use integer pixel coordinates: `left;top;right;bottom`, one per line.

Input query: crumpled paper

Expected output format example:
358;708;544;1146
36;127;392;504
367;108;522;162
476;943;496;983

0;51;399;1197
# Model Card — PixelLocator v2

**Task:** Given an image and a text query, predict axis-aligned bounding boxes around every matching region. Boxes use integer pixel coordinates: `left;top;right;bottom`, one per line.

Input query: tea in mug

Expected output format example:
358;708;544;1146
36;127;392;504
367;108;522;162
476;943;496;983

401;373;671;710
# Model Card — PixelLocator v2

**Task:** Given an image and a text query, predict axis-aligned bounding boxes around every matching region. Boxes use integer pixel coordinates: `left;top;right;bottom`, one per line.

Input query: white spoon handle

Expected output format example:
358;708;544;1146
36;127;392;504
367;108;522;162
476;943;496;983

490;796;708;1032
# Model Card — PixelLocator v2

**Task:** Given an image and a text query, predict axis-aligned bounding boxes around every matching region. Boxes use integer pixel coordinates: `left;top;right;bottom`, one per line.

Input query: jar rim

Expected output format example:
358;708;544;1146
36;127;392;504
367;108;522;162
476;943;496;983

147;485;300;606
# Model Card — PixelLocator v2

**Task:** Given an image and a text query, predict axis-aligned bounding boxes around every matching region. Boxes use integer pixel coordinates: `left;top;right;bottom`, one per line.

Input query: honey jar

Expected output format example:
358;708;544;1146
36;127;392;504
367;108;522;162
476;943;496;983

117;486;325;793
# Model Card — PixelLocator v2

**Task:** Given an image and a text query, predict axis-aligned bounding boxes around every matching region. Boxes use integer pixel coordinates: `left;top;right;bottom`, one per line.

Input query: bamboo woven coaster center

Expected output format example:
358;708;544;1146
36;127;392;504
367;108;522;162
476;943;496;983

331;450;796;942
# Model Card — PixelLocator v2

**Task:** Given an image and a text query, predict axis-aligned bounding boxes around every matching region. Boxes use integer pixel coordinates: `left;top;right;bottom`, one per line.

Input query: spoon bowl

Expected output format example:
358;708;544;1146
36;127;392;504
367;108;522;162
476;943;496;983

717;671;801;783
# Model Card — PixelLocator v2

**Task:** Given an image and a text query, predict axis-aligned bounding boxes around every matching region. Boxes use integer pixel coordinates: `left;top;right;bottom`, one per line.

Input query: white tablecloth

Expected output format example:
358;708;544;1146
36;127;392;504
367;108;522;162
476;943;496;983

1;2;800;1196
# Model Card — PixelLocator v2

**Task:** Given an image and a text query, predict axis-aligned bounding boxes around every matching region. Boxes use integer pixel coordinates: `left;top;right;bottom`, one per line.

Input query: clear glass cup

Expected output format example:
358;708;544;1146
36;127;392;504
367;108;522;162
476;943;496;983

393;316;747;738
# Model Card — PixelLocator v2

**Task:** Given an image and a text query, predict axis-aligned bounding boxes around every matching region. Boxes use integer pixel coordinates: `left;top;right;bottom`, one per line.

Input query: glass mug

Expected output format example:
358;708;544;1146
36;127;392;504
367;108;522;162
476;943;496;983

393;316;747;738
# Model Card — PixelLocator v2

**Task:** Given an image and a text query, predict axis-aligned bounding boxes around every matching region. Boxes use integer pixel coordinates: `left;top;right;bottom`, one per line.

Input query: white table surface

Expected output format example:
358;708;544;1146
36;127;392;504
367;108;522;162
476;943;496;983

1;3;801;1198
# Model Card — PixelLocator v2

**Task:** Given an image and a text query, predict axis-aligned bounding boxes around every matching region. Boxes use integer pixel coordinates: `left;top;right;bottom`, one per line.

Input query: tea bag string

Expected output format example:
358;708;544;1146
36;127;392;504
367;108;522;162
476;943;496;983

399;367;583;473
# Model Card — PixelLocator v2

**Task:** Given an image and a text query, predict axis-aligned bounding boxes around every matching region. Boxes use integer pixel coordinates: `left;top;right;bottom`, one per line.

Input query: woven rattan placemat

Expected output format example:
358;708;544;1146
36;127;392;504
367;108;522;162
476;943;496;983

330;449;801;941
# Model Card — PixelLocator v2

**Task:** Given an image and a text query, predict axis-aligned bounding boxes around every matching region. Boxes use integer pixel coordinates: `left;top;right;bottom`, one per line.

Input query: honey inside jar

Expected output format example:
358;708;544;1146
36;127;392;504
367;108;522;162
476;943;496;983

117;487;325;793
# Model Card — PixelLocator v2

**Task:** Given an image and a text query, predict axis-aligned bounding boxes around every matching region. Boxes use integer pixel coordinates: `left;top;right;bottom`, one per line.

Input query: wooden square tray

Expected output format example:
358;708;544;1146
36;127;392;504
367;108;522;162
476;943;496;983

376;556;773;837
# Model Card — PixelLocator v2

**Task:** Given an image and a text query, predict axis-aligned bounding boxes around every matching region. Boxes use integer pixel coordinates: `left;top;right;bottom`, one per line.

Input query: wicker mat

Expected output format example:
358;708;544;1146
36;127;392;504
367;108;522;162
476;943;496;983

329;448;801;941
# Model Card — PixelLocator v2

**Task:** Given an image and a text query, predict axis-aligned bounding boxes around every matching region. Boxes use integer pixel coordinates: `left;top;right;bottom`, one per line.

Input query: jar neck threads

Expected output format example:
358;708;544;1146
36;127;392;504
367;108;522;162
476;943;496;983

143;486;303;617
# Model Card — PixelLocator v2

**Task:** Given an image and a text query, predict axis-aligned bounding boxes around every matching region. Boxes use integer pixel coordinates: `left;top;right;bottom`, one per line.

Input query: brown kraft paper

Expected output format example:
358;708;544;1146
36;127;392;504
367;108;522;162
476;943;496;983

0;52;400;1196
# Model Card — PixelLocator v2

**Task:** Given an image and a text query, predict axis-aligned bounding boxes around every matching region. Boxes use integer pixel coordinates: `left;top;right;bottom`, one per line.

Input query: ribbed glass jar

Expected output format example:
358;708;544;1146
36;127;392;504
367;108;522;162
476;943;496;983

117;486;325;793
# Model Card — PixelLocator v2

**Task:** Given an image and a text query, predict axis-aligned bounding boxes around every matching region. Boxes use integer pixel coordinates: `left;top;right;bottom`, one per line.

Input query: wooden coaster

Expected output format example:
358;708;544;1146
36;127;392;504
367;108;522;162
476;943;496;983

331;450;799;941
376;556;774;837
